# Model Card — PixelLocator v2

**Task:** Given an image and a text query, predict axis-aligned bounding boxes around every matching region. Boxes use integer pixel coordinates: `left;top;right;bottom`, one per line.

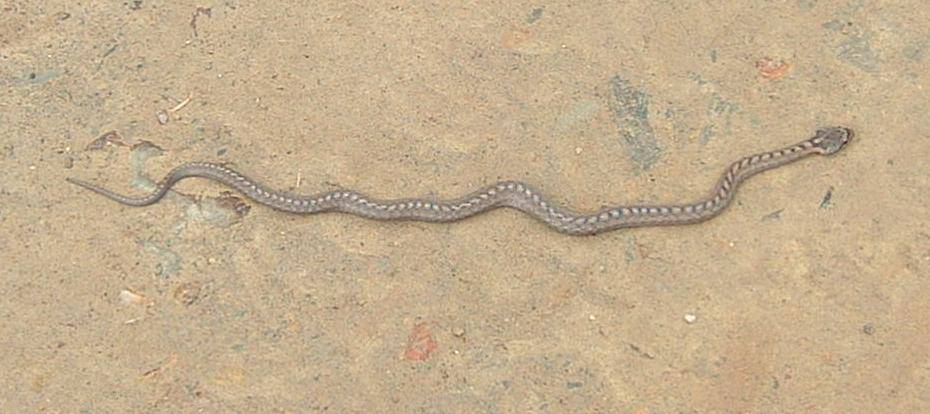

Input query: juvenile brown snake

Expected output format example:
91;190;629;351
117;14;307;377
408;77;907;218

67;127;852;235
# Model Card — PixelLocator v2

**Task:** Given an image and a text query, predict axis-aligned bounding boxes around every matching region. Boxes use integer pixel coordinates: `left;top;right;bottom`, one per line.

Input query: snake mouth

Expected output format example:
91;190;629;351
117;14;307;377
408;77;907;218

837;127;854;152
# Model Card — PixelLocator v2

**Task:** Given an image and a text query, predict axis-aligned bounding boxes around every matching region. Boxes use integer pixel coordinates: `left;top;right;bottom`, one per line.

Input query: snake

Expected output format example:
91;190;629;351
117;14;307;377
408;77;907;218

67;126;852;235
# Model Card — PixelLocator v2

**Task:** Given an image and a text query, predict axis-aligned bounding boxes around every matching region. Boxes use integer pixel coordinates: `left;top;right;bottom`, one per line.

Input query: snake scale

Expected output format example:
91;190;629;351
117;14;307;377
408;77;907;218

67;127;852;235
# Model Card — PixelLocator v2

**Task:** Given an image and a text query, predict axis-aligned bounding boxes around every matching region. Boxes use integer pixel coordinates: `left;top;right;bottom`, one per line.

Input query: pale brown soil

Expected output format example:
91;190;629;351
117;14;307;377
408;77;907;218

2;2;929;413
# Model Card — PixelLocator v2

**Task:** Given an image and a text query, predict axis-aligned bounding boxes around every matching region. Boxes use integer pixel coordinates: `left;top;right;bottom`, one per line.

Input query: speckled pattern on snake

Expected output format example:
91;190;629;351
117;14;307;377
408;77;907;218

67;127;852;235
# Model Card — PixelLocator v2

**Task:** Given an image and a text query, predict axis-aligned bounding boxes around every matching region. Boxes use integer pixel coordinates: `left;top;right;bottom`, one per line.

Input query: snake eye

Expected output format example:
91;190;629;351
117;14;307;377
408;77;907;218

812;127;853;155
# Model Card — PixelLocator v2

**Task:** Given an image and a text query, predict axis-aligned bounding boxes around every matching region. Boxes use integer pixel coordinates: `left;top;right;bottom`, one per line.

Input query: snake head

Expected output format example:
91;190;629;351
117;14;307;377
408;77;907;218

811;127;853;155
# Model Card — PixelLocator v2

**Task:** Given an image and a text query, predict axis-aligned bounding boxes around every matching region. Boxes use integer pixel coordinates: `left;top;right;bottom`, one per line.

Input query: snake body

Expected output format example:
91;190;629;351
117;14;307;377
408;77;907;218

67;127;852;235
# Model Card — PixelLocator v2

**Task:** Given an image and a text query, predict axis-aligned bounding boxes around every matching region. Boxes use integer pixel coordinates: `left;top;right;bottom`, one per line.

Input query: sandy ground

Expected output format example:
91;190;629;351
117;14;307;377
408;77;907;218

2;1;929;413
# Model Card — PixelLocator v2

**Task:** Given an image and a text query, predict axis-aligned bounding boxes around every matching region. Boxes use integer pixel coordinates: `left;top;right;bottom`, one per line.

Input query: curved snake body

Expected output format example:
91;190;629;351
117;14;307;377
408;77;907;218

67;127;852;235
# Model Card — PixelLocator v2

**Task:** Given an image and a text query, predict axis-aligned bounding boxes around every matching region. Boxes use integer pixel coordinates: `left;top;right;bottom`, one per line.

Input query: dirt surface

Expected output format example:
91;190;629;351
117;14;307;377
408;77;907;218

2;2;929;413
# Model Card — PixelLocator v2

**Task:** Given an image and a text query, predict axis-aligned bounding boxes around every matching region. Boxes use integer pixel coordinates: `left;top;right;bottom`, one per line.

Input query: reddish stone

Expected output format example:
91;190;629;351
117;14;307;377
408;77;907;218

403;322;438;361
755;57;791;80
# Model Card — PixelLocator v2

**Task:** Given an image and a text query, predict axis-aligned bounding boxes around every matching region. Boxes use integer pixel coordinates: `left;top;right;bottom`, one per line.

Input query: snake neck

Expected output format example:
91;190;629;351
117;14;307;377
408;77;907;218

714;141;819;205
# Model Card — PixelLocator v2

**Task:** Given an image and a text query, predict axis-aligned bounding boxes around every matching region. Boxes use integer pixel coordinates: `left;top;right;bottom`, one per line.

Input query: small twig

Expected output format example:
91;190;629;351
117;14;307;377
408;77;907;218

156;93;193;125
168;93;193;114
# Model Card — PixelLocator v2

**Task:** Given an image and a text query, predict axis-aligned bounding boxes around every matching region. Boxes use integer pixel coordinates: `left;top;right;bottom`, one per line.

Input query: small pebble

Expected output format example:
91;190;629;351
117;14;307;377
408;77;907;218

683;313;697;324
156;110;169;125
862;323;875;335
451;327;466;337
173;281;203;306
119;289;147;306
